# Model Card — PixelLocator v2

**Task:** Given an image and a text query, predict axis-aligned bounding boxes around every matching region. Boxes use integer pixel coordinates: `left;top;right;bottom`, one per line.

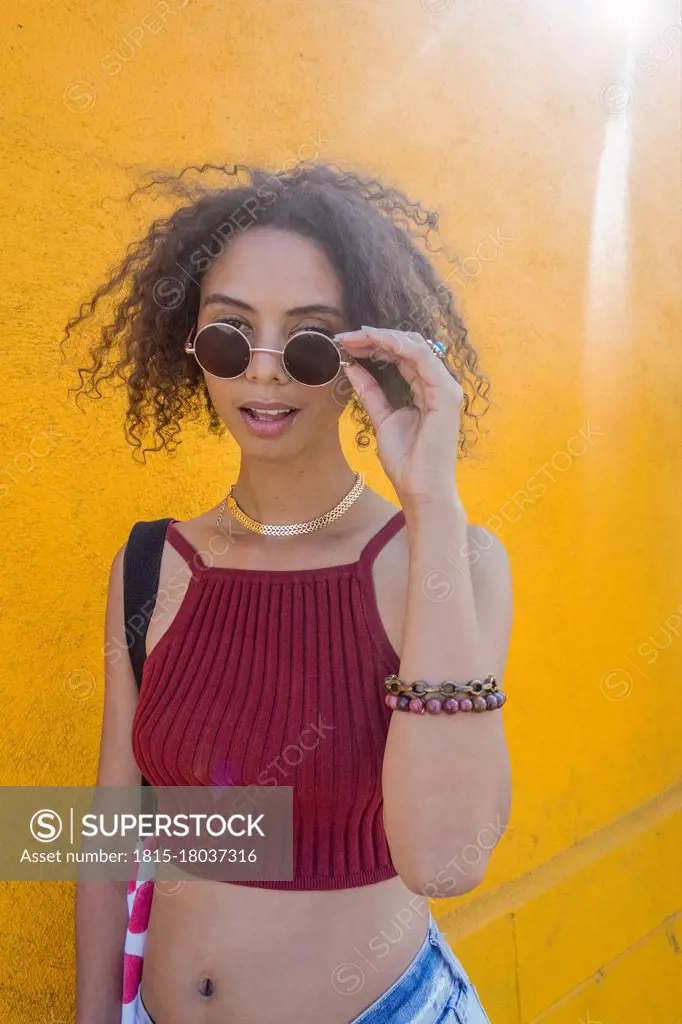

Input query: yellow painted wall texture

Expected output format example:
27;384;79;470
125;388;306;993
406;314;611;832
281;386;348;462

1;0;681;1020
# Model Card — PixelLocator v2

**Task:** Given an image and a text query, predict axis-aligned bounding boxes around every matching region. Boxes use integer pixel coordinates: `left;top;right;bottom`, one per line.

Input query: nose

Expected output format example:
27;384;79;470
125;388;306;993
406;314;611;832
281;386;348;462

244;343;289;385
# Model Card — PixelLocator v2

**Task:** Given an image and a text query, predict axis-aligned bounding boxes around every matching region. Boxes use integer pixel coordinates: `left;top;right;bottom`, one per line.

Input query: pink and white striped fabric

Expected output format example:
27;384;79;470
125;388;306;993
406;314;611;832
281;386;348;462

121;836;157;1024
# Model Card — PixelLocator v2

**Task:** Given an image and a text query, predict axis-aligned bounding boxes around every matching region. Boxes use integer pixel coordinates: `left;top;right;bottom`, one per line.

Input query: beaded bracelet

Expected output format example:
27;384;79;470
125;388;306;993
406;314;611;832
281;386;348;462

384;674;507;715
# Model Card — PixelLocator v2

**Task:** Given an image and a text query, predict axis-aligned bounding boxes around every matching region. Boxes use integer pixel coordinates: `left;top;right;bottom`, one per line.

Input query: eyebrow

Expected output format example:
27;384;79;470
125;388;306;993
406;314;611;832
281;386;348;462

201;292;344;319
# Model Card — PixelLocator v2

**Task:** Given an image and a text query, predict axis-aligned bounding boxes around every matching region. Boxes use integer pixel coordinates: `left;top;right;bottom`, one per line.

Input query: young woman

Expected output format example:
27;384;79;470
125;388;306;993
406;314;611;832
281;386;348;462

69;162;513;1024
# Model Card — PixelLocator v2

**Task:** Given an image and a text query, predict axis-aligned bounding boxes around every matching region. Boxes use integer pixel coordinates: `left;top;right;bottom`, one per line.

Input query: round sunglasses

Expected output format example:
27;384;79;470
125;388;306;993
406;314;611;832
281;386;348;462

184;321;355;388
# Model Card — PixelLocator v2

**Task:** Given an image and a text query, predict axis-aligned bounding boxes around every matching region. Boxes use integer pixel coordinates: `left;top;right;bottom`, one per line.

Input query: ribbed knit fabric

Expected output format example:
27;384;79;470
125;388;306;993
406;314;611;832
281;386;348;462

131;510;406;890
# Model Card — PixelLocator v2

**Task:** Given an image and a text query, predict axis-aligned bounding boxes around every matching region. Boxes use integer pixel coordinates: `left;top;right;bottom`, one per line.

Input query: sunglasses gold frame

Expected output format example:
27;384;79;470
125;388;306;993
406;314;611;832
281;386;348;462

184;322;355;387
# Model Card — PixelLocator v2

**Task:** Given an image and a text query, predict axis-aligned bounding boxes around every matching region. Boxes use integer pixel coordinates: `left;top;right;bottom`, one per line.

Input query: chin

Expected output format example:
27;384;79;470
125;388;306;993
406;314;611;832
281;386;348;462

225;414;309;461
239;438;302;461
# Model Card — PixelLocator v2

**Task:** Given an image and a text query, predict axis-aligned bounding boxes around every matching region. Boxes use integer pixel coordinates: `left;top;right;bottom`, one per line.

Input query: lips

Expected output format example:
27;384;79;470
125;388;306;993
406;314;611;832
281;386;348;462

238;406;301;437
239;407;297;421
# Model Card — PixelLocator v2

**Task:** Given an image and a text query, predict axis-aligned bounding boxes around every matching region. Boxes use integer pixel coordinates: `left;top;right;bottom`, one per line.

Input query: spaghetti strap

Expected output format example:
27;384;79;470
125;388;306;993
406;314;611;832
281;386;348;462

165;520;208;577
359;508;406;568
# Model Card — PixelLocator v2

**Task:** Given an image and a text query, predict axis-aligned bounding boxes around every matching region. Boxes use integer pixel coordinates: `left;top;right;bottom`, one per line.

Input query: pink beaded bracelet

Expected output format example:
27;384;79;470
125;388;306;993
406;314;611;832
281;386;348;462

383;674;507;715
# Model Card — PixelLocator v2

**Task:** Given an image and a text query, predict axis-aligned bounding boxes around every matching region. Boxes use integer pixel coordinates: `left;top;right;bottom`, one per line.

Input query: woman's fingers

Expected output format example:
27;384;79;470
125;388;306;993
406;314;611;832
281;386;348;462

342;360;394;427
336;327;459;410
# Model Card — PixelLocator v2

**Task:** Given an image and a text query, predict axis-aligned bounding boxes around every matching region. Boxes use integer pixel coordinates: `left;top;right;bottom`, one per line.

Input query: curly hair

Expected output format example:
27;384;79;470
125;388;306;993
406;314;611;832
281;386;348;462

61;160;492;463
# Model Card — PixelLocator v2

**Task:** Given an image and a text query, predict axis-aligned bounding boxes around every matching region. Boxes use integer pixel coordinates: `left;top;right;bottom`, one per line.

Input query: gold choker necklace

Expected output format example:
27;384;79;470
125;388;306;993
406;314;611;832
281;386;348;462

216;472;366;535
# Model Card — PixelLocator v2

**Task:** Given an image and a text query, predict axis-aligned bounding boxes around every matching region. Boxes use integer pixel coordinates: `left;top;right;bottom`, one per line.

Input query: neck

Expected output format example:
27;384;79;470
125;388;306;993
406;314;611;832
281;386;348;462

230;437;359;525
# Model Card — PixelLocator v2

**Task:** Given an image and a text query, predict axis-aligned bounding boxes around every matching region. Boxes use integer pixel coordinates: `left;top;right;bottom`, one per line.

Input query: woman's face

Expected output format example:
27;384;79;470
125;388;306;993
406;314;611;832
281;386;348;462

194;226;352;461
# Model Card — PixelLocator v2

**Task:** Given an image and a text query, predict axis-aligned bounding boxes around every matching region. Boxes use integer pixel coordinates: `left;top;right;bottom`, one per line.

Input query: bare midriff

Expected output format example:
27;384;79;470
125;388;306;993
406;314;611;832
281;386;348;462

139;871;430;1023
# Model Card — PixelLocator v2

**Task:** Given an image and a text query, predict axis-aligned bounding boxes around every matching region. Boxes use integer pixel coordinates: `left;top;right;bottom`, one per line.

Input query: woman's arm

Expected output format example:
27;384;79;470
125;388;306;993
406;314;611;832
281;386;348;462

75;543;143;1024
382;495;513;898
336;326;514;900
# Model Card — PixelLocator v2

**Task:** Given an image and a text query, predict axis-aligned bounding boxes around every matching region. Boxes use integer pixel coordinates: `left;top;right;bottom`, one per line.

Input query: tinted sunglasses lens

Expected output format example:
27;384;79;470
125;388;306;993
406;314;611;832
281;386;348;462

194;323;250;378
283;332;340;386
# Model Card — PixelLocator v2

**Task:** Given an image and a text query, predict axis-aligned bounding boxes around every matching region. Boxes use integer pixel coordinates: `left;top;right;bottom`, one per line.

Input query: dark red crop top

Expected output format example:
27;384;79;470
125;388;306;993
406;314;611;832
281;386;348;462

131;510;405;890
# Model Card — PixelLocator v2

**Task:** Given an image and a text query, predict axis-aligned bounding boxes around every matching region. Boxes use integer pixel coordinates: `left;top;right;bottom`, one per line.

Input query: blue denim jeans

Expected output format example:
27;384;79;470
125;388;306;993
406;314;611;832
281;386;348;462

136;911;491;1024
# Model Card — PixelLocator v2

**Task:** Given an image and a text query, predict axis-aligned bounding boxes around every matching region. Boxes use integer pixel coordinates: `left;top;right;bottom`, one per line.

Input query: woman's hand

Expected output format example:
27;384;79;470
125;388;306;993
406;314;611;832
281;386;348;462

334;326;464;509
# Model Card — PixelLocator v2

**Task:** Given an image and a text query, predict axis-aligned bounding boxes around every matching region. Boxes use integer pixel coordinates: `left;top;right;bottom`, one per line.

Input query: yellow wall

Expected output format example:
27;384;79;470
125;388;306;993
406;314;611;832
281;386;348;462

1;0;681;1020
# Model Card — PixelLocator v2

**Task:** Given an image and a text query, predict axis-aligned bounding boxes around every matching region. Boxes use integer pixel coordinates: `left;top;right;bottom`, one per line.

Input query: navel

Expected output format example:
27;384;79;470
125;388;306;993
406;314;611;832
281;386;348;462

198;976;214;997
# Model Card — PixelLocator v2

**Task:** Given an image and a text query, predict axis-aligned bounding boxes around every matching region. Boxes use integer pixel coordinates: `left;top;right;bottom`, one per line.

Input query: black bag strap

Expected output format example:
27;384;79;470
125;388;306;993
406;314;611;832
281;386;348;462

123;518;173;788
